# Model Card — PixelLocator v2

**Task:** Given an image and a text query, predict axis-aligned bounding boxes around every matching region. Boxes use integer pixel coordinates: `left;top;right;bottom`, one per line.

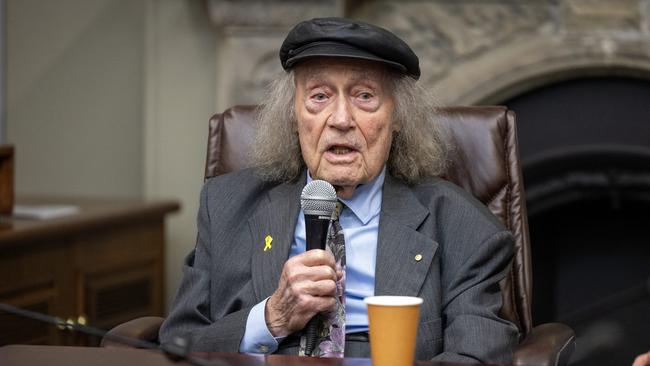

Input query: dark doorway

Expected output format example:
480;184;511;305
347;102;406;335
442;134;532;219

503;76;650;366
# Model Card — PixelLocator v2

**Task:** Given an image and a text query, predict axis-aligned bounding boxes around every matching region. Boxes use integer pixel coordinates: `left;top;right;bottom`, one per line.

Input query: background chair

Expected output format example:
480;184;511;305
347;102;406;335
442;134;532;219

103;105;575;366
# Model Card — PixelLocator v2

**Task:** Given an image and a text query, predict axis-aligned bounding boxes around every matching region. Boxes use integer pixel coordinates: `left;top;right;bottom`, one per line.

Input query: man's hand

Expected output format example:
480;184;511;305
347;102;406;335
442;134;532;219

265;249;342;337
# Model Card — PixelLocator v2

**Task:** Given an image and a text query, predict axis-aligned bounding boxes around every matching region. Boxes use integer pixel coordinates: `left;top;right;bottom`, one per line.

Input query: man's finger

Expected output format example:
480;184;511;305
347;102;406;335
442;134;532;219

284;262;337;284
296;249;336;267
307;265;337;282
299;279;337;297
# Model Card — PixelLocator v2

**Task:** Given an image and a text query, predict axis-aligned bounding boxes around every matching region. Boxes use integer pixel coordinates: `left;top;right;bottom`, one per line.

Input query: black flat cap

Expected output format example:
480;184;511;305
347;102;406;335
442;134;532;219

280;17;420;80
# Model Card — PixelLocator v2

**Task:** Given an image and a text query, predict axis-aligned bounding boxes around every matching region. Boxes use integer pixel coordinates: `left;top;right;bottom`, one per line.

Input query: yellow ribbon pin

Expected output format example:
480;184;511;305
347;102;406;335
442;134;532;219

264;235;273;252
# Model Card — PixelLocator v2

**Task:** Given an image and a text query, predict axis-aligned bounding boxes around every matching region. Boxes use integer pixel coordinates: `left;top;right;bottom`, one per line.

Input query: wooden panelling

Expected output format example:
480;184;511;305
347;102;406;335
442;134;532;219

0;198;178;346
0;287;57;345
83;264;158;328
0;243;62;296
0;146;14;215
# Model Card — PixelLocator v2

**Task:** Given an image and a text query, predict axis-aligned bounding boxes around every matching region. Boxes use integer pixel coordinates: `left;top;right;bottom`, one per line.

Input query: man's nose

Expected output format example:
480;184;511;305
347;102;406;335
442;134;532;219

327;98;354;130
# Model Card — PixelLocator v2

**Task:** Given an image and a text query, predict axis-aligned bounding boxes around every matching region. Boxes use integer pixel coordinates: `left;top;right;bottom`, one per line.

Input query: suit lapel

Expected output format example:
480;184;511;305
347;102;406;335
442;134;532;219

375;175;439;297
247;172;437;300
249;173;305;301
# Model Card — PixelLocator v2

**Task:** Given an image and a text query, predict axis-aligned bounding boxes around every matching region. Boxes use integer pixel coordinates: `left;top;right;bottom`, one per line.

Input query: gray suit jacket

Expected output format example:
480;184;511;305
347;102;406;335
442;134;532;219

159;168;519;364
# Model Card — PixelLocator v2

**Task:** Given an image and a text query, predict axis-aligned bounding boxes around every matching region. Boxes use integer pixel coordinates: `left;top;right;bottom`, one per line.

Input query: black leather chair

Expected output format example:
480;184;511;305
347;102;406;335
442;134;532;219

103;105;575;366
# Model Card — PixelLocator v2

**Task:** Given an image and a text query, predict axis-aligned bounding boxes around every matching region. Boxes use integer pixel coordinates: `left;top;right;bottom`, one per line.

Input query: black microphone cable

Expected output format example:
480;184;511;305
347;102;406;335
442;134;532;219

0;303;227;366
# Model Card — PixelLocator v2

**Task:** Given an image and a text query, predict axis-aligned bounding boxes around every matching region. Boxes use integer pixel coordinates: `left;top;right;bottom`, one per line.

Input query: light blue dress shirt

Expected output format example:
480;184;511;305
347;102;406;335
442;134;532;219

239;168;385;353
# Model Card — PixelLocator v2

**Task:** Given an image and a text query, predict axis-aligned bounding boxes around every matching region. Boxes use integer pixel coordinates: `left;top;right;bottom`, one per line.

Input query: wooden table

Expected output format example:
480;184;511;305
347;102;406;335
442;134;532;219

0;198;179;346
0;345;489;366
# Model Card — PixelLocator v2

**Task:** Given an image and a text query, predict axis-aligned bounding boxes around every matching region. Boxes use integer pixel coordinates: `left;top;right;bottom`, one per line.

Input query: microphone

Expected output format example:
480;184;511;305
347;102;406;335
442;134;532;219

301;180;338;251
300;179;337;356
0;303;226;366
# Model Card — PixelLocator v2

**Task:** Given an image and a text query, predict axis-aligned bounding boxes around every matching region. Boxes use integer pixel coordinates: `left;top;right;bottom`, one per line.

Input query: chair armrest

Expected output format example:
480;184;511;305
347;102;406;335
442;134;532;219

101;316;165;348
514;323;576;366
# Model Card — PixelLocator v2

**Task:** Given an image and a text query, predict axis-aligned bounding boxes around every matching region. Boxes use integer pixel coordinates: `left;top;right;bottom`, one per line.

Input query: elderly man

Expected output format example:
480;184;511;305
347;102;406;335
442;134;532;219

160;18;519;364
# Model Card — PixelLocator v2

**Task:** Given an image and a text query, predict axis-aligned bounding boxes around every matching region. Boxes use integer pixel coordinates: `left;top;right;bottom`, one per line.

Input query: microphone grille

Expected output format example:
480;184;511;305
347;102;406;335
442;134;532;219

301;180;337;216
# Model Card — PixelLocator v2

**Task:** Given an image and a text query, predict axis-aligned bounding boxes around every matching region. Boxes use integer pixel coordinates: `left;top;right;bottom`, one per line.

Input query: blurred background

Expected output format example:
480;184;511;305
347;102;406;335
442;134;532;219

1;1;649;365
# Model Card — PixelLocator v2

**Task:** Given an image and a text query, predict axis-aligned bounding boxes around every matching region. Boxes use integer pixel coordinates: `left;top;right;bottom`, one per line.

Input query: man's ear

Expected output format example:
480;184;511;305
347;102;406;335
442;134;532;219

290;107;299;133
392;120;401;133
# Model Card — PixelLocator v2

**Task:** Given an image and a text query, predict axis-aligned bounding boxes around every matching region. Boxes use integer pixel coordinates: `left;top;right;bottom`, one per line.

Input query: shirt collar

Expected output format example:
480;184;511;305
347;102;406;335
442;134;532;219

306;167;385;225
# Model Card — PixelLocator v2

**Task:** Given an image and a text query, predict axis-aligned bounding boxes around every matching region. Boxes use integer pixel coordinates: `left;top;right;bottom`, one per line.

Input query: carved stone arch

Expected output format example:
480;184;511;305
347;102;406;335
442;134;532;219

438;37;650;105
347;0;650;106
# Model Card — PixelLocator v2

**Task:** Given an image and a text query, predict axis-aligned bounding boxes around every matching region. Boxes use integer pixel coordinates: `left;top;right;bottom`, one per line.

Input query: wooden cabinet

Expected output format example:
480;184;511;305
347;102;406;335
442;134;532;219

0;198;179;346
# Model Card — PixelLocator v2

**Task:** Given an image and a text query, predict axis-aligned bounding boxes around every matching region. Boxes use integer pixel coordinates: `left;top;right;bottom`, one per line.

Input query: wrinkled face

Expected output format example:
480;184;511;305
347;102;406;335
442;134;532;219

294;58;397;198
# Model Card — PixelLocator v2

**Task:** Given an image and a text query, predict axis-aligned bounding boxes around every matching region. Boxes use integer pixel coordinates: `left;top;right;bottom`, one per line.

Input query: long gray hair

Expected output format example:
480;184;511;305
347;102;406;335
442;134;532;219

250;69;449;185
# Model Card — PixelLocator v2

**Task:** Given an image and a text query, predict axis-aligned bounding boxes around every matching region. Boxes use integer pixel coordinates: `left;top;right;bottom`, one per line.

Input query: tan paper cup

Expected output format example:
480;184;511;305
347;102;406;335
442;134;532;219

364;296;422;366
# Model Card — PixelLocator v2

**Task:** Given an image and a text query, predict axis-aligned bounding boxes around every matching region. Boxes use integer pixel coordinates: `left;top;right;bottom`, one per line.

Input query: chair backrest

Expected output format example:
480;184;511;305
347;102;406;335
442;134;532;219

204;105;533;336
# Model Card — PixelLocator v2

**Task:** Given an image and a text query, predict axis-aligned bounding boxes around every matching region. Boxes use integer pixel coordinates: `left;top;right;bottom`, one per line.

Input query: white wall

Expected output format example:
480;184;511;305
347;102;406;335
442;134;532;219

7;0;145;198
7;0;218;308
143;0;216;306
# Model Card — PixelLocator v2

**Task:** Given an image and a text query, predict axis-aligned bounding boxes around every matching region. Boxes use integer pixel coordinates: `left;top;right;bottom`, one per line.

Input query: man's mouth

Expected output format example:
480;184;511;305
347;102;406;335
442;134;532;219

329;146;354;155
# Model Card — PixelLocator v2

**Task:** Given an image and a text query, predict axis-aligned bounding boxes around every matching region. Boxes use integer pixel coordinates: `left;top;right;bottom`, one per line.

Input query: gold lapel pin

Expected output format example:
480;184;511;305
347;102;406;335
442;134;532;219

414;254;423;262
264;235;273;252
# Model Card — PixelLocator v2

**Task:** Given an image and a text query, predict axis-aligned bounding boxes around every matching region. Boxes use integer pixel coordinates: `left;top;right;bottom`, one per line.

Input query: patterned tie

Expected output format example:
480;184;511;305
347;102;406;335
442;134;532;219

300;201;346;358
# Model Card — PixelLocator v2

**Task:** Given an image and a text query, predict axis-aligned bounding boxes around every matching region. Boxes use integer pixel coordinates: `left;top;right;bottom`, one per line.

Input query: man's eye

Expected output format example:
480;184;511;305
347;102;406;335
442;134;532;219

358;92;373;100
312;93;328;101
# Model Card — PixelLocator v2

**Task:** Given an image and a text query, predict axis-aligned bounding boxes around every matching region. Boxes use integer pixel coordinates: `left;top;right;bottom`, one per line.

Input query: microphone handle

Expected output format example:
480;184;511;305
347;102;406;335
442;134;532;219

303;316;321;356
304;214;331;251
302;214;331;356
